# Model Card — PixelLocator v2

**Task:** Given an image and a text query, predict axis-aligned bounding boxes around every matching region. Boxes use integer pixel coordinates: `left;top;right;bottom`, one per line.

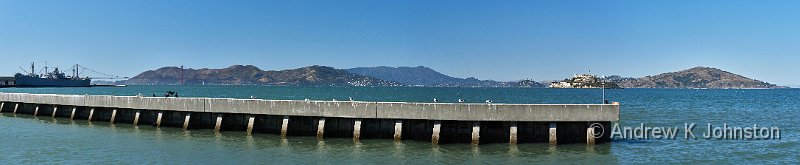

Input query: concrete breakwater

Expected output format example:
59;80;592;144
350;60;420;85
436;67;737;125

0;92;618;144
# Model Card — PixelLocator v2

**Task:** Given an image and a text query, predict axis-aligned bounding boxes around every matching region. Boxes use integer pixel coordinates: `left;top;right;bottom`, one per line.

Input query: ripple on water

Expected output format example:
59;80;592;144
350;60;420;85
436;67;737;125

0;88;798;164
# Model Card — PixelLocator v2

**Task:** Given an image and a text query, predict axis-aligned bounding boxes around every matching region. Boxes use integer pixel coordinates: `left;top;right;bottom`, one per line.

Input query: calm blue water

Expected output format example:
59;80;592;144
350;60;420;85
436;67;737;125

0;86;797;164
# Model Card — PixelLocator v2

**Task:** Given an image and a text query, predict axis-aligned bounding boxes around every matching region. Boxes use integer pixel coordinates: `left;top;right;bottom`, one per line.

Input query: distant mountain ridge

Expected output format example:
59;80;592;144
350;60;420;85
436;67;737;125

616;67;781;89
345;66;546;87
123;65;399;86
121;65;783;89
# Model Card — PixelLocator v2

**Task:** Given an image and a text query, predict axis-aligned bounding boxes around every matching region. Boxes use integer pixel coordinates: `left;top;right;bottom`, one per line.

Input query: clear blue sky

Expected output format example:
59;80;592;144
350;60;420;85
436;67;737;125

1;0;798;85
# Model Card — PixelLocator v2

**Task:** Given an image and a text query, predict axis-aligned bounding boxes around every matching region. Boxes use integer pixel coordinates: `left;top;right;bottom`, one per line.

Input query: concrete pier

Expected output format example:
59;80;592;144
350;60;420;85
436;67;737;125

394;120;403;141
353;119;362;141
549;123;557;144
316;118;325;139
281;116;289;137
432;121;441;144
509;122;518;144
133;110;140;125
183;113;192;129
51;106;58;118
246;115;255;134
586;127;596;145
215;114;223;132
0;92;619;145
471;122;480;145
156;111;163;127
88;108;94;121
110;109;117;123
70;107;76;119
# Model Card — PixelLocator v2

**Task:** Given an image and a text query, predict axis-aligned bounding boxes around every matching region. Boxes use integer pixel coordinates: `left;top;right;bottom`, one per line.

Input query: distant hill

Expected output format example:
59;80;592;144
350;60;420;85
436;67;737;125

617;67;781;89
345;66;546;87
122;65;778;89
123;65;399;86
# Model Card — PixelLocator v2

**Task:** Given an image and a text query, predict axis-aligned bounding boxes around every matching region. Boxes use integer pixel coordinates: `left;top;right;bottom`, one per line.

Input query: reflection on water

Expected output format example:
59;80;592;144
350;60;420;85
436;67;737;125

393;141;404;159
2;87;798;163
508;144;519;156
0;113;618;164
245;135;255;150
471;145;481;158
280;138;289;148
547;144;557;153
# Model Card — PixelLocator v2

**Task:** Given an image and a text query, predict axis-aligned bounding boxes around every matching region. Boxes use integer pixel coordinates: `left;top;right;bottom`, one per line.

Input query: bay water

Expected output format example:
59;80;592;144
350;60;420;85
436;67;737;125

0;86;797;164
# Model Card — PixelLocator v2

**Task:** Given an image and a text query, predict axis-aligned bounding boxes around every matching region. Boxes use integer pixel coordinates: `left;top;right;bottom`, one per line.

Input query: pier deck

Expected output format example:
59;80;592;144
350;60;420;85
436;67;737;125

0;92;619;144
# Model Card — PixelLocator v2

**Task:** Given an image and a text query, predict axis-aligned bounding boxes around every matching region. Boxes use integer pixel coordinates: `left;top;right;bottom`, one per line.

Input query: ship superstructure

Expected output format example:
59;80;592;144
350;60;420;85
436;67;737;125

14;63;91;87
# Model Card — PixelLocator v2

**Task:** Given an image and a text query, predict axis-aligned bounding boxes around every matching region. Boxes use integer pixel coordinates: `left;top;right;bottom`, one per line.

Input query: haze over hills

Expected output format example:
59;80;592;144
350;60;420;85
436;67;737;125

123;65;399;86
615;67;782;89
345;66;547;87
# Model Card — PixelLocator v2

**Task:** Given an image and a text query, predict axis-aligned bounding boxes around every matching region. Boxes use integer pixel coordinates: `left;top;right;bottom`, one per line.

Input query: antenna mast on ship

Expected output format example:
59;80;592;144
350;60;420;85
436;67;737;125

74;64;80;79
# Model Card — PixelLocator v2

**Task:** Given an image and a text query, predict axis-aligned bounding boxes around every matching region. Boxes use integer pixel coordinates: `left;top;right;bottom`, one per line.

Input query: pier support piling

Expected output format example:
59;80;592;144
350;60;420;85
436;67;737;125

0;92;621;145
280;116;289;137
70;107;76;119
88;108;94;121
549;123;557;144
586;127;596;145
472;122;480;145
509;122;518;144
432;121;441;144
155;111;163;127
394;120;403;141
246;115;255;134
110;109;117;123
317;118;326;139
133;110;140;125
183;113;191;130
51;106;58;118
214;114;223;132
353;119;362;141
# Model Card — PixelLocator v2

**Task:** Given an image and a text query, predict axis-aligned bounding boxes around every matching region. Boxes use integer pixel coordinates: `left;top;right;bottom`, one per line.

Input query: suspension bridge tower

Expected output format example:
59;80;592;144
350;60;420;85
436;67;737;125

180;65;185;85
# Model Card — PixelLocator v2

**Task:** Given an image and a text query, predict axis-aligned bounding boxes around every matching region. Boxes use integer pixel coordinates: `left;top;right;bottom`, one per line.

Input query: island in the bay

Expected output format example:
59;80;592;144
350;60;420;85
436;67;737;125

117;65;784;89
548;66;781;89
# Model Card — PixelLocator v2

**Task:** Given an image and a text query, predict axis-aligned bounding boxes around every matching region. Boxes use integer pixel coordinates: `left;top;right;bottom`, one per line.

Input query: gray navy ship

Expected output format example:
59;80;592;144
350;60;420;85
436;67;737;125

14;63;91;87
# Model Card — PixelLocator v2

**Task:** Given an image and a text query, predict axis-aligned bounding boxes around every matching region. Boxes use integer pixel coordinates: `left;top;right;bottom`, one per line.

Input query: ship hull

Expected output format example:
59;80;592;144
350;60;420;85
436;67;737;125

14;76;91;87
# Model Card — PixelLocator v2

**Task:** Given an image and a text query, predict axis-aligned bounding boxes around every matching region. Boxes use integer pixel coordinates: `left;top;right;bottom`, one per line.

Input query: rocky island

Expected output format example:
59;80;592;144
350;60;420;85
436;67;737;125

548;66;783;89
549;74;621;88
